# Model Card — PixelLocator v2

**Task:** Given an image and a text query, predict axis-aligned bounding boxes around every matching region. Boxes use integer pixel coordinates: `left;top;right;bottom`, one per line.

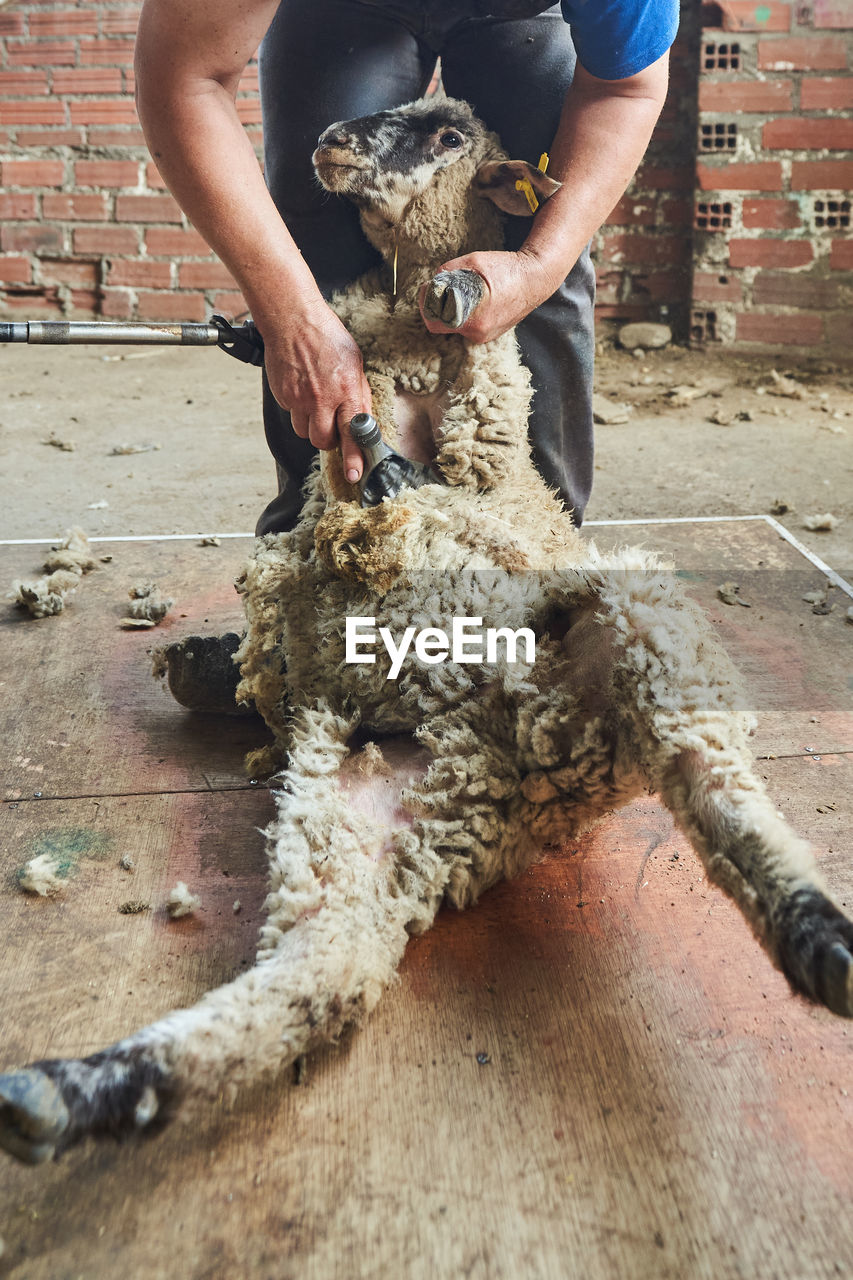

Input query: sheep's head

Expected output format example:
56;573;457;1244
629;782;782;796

312;97;560;270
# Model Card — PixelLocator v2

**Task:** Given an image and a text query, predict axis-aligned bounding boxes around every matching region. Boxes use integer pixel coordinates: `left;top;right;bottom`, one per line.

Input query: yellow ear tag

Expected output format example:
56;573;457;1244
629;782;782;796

515;177;539;214
514;154;550;214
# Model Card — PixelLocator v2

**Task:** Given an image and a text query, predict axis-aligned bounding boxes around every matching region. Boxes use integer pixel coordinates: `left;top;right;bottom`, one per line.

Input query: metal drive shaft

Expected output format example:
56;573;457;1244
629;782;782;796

0;320;222;346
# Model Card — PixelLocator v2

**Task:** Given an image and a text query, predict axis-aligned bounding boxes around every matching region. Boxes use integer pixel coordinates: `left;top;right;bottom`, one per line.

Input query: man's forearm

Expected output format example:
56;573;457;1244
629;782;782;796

521;53;671;295
134;2;323;334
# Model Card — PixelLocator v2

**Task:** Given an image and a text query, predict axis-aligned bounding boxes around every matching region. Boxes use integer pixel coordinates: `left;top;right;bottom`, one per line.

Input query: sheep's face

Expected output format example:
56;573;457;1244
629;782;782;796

313;99;489;225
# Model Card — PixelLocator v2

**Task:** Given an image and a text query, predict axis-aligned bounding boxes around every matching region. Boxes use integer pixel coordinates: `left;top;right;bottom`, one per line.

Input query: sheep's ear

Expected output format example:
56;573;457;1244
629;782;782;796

474;160;561;217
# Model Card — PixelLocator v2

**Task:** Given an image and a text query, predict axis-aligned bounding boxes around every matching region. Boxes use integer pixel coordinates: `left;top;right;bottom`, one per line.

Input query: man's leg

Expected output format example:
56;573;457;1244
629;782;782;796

255;0;437;534
440;8;595;524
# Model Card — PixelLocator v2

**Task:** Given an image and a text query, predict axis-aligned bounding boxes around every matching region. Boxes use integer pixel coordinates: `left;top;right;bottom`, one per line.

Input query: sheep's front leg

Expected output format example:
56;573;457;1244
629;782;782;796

423;269;485;329
0;713;439;1164
597;573;853;1017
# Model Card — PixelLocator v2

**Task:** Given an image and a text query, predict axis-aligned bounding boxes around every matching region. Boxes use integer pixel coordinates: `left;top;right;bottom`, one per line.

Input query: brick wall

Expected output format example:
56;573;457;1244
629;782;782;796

0;1;259;321
592;0;700;337
0;1;850;358
691;0;853;357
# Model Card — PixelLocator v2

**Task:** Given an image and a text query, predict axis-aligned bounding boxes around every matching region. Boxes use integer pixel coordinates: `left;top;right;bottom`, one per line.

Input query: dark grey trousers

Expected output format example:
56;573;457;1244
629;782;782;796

255;0;595;533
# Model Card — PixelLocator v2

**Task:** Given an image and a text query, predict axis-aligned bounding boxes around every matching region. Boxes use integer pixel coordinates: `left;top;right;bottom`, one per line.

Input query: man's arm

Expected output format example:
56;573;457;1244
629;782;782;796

134;0;369;481
420;52;671;343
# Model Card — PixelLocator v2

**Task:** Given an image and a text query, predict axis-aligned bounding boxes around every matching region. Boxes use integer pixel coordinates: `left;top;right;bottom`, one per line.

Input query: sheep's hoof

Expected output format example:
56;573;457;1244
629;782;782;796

0;1069;69;1165
777;890;853;1018
424;269;485;329
155;632;254;715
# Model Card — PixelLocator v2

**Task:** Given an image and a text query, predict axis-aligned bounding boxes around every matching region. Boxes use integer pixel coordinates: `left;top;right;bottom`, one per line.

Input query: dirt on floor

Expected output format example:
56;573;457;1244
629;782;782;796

1;337;852;574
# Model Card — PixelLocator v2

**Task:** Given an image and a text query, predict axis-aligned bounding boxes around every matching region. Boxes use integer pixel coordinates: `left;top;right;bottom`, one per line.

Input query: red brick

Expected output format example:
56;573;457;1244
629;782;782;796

145;227;211;256
625;270;689;303
791;160;853;189
600;233;691;266
0;100;67;126
40;259;100;289
16;128;86;147
124;69;136;96
0;193;38;219
0;13;25;34
757;36;848;71
830;241;853;270
145;162;167;190
594;303;649;322
74;226;140;254
813;0;852;28
717;1;791;31
735;312;823;345
0;70;50;95
79;38;136;66
0;286;62;314
52;68;124;95
238;68;260;94
178;262;239;289
69;100;139;126
107;260;173;288
604;195;657;227
29;10;99;37
742;198;802;230
42;194;111;222
75;160;140;187
634;165;694;191
801;77;853;110
697;162;783;192
116;194;183;224
1;159;65;188
101;13;139;36
692;271;744;302
698;79;793;112
1;225;64;254
661;197;693;226
212;291;249;316
764;118;853;149
87;126;146;146
728;239;813;268
68;289;100;314
99;288;134;319
5;40;76;67
0;256;31;284
136;291;206;321
752;272;842;308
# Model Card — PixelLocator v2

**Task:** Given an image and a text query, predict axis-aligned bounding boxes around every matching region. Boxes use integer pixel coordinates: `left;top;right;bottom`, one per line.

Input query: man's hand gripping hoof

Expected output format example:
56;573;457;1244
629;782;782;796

422;268;486;330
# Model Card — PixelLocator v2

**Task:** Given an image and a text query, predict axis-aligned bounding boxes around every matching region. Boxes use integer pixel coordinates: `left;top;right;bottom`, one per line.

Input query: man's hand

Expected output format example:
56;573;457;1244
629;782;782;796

261;300;372;483
418;249;557;344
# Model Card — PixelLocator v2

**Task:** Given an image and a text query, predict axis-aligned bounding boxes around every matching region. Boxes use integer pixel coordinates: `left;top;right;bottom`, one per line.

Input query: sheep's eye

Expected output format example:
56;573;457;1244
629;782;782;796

439;131;463;149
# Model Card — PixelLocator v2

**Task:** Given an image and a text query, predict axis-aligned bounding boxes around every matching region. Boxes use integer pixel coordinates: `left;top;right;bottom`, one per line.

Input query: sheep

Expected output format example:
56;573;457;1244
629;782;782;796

1;96;850;1167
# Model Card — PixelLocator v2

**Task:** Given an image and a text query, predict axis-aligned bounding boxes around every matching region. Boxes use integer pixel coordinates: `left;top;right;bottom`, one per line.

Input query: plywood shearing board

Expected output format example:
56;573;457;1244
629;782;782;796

0;520;851;1280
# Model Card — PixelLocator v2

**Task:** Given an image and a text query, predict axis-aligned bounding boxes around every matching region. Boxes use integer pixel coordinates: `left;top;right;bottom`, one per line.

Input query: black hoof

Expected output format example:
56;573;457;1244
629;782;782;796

0;1069;69;1165
155;632;252;715
423;269;485;329
777;890;853;1017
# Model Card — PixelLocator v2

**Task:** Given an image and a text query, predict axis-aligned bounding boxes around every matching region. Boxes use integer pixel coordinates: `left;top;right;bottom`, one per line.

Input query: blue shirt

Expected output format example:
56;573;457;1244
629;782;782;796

561;0;679;80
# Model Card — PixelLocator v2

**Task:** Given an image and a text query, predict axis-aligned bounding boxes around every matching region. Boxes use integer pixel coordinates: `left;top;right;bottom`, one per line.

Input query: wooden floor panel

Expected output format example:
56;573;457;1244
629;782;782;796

0;523;851;1279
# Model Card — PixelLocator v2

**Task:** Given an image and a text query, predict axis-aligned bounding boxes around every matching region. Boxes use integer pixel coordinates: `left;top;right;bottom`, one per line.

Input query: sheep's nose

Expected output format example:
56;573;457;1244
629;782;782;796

318;126;354;149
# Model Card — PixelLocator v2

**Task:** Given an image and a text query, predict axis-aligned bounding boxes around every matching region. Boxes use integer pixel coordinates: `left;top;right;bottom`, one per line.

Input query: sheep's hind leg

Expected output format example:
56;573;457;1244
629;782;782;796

599;571;853;1017
0;709;438;1164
